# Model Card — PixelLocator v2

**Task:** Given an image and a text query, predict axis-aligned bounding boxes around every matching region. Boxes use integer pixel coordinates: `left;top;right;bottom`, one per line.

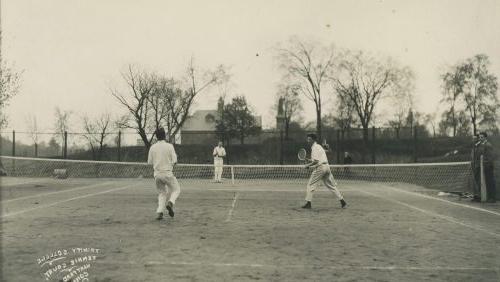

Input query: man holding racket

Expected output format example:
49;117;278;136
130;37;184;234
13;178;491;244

148;128;180;220
299;133;347;209
213;141;226;183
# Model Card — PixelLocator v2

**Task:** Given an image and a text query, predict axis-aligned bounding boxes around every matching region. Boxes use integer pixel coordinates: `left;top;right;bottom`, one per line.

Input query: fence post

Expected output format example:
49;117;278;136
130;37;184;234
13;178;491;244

341;129;345;162
35;143;38;157
279;130;284;165
63;131;68;159
336;129;341;164
480;155;487;202
117;131;122;162
225;134;230;165
413;126;418;162
371;126;376;164
12;130;15;157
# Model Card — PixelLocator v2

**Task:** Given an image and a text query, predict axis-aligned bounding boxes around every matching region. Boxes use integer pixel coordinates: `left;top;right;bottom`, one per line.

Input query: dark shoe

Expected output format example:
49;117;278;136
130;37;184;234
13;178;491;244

156;212;163;220
166;201;175;217
301;201;311;209
340;199;347;208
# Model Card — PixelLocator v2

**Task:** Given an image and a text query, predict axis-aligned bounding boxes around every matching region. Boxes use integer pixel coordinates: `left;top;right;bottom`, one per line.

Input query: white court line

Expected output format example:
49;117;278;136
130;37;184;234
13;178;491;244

208;188;360;192
2;181;114;203
359;189;500;239
101;260;498;272
1;184;135;218
383;185;500;217
225;192;239;222
211;188;303;192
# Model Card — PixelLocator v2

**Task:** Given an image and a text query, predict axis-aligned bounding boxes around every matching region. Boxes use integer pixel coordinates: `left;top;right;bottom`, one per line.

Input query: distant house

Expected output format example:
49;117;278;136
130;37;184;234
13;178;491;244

182;110;220;131
180;110;220;145
180;110;263;144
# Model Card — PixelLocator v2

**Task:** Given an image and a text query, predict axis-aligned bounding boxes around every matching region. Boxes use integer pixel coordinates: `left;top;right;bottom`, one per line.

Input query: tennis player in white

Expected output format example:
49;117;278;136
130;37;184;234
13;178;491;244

302;133;347;209
148;128;180;220
213;141;226;183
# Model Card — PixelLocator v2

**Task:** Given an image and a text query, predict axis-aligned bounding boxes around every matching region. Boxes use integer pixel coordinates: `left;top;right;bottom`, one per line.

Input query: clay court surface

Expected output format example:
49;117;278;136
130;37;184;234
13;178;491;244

1;177;500;281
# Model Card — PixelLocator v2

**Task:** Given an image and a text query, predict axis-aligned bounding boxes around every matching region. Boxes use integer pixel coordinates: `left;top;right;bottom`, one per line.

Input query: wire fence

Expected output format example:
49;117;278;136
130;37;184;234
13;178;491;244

1;127;498;165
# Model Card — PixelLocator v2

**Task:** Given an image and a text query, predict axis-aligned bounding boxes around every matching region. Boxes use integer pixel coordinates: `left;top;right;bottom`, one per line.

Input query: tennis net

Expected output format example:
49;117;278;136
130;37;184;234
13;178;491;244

0;156;474;192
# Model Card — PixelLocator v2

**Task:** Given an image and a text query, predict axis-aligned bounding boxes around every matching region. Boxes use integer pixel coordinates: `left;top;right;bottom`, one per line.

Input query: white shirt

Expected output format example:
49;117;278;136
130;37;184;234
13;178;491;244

147;140;177;177
311;142;329;164
213;146;226;162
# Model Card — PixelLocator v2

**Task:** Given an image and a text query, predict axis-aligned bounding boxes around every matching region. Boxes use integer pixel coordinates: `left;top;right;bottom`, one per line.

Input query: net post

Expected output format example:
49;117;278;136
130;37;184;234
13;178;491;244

480;155;488;202
12;130;15;156
117;131;122;162
63;131;68;159
230;165;235;185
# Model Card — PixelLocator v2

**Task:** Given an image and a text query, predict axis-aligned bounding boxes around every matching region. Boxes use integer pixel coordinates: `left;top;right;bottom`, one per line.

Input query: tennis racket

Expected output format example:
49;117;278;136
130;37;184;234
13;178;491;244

297;148;309;162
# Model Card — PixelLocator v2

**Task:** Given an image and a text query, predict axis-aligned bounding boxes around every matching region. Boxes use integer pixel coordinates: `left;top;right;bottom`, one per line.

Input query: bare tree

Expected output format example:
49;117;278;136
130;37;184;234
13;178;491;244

277;37;335;139
82;112;113;160
461;54;499;134
423;113;438;138
0;62;21;129
441;67;466;137
334;50;411;161
162;59;228;143
54;107;71;156
112;61;227;147
439;54;498;136
146;77;174;136
438;108;470;137
273;82;303;139
387;67;415;138
25;115;39;157
111;64;157;148
331;90;358;137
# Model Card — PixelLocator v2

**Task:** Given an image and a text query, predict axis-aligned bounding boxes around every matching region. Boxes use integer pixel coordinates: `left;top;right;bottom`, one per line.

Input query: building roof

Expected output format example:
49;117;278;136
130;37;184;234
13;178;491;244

182;110;219;131
181;110;262;132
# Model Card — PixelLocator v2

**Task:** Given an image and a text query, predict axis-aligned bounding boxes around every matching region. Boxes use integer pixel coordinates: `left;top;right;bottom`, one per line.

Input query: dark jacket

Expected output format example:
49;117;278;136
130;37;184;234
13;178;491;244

475;140;497;167
344;155;353;164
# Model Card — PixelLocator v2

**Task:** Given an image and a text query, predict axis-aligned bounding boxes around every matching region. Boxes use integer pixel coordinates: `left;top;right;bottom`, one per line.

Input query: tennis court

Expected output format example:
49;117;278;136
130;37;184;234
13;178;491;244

1;157;500;281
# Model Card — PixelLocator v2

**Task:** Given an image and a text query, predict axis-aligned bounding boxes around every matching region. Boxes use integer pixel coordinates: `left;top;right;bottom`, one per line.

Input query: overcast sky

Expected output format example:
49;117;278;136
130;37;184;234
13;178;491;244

2;0;500;138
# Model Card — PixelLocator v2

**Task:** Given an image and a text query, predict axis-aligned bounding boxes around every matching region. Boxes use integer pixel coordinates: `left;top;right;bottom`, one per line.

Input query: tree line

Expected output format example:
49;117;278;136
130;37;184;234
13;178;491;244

0;37;498;161
273;37;498;146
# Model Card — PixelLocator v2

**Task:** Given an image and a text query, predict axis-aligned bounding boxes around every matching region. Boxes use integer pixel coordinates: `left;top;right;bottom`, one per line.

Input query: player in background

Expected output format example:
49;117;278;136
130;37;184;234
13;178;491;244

148;128;181;220
476;132;497;203
213;141;226;183
321;138;330;152
471;134;481;202
302;133;347;209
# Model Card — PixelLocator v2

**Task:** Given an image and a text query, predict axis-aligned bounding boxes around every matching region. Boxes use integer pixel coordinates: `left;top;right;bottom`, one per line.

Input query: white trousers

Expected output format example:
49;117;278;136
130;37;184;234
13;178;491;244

155;174;181;213
214;159;223;181
305;164;343;202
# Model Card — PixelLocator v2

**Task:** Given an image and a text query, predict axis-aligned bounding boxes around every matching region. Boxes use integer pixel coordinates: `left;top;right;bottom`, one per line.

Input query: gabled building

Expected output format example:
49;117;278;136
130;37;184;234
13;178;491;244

179;110;220;145
180;109;263;145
